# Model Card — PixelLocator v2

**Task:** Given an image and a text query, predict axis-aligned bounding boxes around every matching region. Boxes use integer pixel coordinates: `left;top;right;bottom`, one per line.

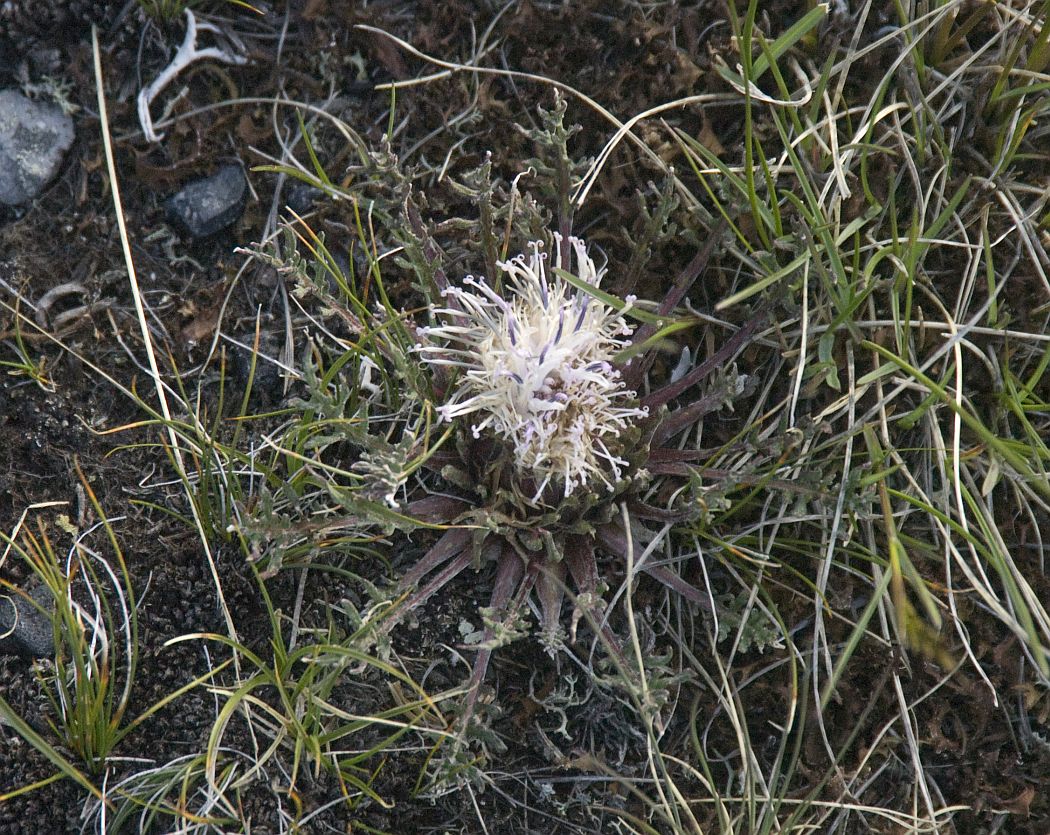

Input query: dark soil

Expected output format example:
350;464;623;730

1;2;1047;833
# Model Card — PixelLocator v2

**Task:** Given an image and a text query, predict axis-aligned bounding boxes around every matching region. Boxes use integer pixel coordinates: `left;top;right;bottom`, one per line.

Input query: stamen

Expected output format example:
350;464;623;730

574;296;590;333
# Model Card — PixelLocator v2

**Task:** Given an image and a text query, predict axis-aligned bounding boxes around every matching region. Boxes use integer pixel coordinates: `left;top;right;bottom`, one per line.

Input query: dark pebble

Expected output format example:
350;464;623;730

164;163;248;239
284;181;324;215
0;584;55;658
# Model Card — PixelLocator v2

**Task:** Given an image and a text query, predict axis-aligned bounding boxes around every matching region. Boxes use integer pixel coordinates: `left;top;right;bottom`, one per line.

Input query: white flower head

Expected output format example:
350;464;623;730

419;234;648;502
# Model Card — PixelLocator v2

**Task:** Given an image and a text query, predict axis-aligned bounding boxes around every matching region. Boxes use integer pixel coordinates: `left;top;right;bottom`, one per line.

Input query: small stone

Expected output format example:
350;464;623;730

164;163;248;238
230;329;284;406
284;181;323;215
0;88;75;206
0;584;55;658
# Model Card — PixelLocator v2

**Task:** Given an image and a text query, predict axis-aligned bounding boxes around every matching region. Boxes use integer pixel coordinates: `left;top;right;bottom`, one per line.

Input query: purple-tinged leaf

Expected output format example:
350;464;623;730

622;219;728;388
626;499;693;523
564;535;598;595
462;543;528;718
651;391;727;446
403;495;470;523
641;563;712;613
417;449;461;473
398;527;471;590
642;313;764;411
462;645;493;722
536;559;567;642
389;549;474;630
646;447;713;476
595;521;629;560
490;543;526;613
564;535;599;643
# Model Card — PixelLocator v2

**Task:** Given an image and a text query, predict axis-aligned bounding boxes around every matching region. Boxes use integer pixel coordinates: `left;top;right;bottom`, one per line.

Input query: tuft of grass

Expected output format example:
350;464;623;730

86;562;456;831
0;303;54;392
0;473;225;789
639;0;1050;830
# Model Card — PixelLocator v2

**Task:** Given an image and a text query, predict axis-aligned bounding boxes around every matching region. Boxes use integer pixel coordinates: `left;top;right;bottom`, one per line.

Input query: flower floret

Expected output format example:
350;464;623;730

418;234;647;500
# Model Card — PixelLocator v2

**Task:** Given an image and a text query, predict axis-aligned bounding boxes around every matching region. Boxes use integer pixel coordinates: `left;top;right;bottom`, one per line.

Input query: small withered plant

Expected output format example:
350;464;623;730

241;97;763;724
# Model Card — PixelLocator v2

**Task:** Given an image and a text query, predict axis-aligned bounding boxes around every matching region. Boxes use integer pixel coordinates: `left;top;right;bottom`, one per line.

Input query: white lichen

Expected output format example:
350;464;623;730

419;234;647;501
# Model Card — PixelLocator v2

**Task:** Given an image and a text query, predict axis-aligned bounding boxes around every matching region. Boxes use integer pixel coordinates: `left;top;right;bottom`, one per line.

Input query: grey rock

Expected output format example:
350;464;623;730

230;328;284;406
165;163;248;238
0;88;75;206
0;584;55;658
284;181;323;215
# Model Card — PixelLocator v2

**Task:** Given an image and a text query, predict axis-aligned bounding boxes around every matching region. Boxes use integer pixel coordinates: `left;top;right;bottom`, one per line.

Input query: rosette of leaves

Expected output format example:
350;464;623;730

379;220;763;717
254;97;765;721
